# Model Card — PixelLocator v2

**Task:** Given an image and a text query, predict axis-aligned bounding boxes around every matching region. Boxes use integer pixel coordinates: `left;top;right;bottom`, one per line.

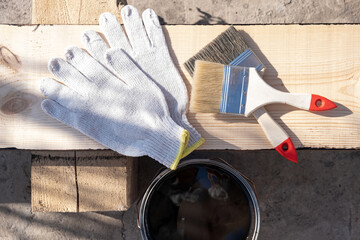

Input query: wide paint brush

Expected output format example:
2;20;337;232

191;60;336;116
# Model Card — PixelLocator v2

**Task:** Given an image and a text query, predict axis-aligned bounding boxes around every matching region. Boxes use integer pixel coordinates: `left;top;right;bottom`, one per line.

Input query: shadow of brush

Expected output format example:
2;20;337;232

238;30;290;93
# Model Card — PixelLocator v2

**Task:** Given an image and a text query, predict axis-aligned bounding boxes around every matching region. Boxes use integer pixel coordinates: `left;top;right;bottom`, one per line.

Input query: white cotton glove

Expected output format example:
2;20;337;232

40;46;189;169
81;5;204;158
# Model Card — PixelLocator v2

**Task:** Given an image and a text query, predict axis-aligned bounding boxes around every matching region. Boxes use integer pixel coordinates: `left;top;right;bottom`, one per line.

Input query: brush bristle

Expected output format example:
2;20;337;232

190;61;225;113
184;26;248;76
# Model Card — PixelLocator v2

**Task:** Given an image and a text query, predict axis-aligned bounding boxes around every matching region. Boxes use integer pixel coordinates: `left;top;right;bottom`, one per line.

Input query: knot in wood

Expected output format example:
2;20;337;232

1;91;37;115
0;46;21;71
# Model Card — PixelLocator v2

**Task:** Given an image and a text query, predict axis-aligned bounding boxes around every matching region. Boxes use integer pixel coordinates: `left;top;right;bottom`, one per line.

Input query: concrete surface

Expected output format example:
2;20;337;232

0;150;136;240
1;149;360;239
1;0;360;239
2;0;360;24
0;0;31;24
127;0;360;24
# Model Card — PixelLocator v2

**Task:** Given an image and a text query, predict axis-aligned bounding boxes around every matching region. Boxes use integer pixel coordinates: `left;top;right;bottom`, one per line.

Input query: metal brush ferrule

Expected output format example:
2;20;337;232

229;49;265;75
220;65;249;115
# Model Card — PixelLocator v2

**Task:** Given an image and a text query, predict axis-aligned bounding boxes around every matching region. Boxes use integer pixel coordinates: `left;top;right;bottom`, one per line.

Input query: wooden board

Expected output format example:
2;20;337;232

76;151;137;212
1;25;359;150
31;150;138;212
31;151;77;212
32;0;124;24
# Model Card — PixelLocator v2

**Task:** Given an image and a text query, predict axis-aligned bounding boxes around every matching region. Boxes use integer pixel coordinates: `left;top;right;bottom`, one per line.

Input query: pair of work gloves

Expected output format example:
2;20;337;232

39;5;205;169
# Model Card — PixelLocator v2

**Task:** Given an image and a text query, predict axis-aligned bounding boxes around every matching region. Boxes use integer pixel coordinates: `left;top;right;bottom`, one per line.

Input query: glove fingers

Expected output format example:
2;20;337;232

105;48;152;88
43;98;147;159
142;8;166;47
65;46;122;87
48;58;95;97
40;77;86;110
82;30;110;67
99;12;132;53
121;5;151;52
41;99;80;129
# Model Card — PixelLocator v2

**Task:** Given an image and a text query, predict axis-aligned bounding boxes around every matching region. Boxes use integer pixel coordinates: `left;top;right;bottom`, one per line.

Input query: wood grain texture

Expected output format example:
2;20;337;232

31;150;137;212
0;25;359;150
32;0;123;24
76;151;137;212
31;151;77;212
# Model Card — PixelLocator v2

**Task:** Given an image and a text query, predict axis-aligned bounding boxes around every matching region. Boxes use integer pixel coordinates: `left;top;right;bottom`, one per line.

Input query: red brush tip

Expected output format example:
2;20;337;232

309;94;337;111
275;138;298;163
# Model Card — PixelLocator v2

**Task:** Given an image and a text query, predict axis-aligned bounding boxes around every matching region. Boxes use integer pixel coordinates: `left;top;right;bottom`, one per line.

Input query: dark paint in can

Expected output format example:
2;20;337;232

138;159;260;240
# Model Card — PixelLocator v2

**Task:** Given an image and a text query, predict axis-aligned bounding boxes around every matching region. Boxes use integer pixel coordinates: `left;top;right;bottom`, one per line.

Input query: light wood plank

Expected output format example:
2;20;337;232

31;150;137;212
31;151;77;212
76;151;137;212
32;0;124;24
0;25;359;150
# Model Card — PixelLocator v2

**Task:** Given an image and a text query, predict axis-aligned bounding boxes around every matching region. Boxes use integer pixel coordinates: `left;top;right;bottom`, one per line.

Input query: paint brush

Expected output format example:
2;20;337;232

184;27;298;162
184;27;336;162
191;60;336;116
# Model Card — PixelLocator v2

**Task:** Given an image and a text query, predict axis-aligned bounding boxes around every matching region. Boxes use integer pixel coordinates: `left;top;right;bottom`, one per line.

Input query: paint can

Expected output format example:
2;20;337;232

138;158;260;240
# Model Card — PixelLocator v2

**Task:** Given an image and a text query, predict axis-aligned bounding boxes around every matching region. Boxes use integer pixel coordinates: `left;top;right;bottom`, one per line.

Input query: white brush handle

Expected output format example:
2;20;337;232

245;68;336;116
252;107;289;147
252;107;298;162
265;91;312;110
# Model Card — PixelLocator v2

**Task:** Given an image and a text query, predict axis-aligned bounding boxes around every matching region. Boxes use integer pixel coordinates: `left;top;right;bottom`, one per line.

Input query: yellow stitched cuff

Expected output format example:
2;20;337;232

181;137;205;159
170;130;189;170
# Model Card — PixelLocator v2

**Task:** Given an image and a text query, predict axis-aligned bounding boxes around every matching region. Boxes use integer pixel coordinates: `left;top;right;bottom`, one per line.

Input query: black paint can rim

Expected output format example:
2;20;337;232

138;158;260;240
